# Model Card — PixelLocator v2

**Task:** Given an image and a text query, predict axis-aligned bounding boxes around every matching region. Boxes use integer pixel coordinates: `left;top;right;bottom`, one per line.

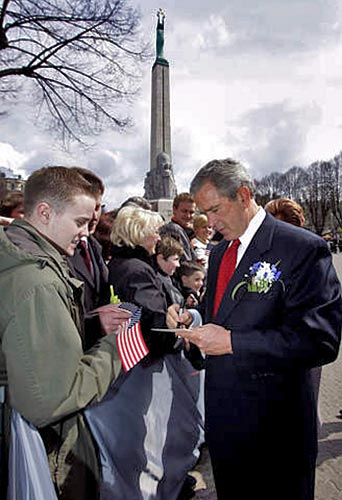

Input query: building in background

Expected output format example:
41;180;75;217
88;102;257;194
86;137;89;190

0;170;25;200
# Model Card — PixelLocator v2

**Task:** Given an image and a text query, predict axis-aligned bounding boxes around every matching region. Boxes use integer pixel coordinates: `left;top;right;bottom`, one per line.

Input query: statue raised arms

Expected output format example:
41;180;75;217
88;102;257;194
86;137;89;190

156;8;166;60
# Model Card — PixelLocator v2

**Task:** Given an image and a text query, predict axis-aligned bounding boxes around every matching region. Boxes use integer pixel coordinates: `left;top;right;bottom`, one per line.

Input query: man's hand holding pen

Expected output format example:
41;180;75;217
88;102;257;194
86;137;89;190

167;304;193;329
167;303;233;356
166;304;192;351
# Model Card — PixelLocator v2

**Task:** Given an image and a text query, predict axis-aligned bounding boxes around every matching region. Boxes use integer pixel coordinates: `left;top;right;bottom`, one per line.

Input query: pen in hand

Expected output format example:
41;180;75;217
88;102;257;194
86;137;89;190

173;307;184;349
177;307;183;328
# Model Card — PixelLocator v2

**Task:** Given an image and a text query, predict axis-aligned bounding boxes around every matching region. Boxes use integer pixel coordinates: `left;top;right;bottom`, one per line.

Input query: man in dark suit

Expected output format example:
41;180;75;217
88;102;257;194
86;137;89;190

169;158;342;500
68;168;110;349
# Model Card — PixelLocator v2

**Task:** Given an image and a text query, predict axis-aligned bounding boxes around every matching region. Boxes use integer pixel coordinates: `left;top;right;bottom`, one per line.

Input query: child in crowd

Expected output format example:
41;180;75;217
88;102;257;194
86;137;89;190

156;238;205;375
191;214;213;271
154;235;184;307
178;260;206;307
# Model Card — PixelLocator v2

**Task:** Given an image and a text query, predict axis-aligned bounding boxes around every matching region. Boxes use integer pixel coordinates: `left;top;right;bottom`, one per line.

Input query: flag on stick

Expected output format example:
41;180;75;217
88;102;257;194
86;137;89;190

116;302;148;372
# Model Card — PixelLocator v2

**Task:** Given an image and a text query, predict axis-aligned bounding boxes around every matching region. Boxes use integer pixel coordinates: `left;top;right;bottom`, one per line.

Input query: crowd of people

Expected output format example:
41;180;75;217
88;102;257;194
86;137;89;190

327;236;342;254
0;159;341;500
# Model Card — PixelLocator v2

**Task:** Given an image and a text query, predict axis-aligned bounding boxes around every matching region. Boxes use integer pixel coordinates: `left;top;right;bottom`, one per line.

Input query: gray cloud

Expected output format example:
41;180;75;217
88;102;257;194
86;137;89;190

171;0;341;55
230;100;322;177
226;1;339;52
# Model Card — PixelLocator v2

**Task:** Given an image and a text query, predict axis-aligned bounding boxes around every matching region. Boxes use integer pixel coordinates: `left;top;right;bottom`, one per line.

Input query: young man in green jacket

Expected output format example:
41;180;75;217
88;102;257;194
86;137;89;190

0;166;131;499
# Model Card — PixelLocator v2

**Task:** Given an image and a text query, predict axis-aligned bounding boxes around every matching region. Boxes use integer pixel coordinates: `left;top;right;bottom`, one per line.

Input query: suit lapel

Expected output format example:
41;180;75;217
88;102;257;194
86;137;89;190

72;247;95;286
88;236;109;288
87;241;100;287
214;213;276;323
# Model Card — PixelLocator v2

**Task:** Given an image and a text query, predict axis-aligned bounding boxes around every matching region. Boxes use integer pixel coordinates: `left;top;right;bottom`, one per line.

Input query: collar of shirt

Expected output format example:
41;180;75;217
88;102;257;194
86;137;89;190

236;207;266;266
79;235;89;247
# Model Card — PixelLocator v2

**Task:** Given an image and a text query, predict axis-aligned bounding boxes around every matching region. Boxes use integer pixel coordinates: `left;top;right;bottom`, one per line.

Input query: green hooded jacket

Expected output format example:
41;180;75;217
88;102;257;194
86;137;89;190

0;220;120;499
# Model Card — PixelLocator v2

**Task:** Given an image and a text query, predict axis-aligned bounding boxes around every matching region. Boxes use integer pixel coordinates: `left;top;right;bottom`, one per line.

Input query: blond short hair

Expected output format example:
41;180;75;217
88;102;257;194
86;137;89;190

193;214;209;231
110;206;163;248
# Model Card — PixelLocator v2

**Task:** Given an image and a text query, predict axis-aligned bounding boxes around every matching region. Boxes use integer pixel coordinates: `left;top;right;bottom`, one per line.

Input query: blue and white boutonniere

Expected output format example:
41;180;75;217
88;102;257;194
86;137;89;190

232;260;285;300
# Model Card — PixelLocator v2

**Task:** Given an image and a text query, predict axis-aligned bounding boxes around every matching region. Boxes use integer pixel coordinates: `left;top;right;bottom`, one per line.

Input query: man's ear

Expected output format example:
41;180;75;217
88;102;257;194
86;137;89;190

237;186;251;207
36;202;52;225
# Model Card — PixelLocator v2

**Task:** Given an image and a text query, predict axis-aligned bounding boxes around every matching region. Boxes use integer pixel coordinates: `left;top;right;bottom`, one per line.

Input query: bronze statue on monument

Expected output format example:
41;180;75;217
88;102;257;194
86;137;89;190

156;8;167;63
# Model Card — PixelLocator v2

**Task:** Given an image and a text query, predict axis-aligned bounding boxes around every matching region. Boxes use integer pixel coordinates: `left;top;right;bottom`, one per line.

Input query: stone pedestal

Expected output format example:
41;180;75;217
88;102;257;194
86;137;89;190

144;152;177;201
150;198;173;222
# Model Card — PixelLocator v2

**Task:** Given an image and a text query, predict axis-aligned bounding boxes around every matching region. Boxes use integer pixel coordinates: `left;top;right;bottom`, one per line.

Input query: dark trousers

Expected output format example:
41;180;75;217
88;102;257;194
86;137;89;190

210;452;315;500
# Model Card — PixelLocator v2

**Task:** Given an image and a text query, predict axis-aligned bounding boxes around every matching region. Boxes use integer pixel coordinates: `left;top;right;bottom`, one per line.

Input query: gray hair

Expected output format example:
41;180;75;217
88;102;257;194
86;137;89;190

190;158;255;200
110;206;163;248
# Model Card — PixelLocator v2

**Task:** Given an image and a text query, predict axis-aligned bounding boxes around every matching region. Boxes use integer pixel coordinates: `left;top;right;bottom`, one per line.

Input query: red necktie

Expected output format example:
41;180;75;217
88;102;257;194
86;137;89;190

79;240;93;278
213;239;240;317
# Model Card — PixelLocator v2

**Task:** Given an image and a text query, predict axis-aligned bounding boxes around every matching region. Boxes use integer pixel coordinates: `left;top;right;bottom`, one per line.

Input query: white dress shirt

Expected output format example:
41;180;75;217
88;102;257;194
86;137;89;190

236;207;266;267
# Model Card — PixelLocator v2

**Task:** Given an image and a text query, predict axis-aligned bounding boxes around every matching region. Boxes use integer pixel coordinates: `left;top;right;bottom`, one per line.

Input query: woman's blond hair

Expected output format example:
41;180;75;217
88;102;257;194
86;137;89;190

110;205;163;248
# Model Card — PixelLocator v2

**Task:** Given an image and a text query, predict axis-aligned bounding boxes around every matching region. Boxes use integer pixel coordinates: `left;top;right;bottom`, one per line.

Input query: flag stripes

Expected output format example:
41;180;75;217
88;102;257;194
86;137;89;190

116;302;148;372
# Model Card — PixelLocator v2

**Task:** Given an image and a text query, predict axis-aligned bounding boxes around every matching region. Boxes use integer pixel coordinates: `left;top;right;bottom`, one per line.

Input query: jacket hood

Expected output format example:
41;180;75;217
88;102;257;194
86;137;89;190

0;220;70;277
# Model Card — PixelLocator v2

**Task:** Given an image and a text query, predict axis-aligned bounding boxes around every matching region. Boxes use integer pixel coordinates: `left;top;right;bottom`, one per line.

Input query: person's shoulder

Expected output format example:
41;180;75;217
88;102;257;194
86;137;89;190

270;217;328;255
162;220;182;233
192;237;205;248
273;217;322;241
110;250;152;274
89;235;103;252
88;235;107;264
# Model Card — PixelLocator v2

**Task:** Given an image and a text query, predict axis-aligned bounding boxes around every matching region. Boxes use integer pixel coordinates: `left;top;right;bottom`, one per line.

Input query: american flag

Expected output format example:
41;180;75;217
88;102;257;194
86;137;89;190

116;302;148;372
205;243;214;257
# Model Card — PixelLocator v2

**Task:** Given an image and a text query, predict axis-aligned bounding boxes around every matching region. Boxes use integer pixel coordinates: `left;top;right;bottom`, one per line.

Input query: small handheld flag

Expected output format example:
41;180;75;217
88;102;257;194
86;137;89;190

116;300;148;372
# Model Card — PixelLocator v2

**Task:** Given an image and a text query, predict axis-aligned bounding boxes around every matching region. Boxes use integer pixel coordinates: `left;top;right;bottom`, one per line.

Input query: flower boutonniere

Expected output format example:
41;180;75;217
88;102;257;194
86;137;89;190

232;260;285;300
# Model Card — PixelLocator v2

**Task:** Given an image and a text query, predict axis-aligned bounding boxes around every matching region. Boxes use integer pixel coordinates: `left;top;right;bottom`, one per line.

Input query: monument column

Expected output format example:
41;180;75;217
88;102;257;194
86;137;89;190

144;9;177;206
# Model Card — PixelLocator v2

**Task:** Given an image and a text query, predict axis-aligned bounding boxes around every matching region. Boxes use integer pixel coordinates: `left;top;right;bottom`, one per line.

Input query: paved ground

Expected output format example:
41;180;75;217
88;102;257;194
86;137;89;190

190;253;342;499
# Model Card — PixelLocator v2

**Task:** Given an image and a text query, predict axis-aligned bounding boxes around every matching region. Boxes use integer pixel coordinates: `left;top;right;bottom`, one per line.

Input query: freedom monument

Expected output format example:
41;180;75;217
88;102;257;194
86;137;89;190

144;9;177;219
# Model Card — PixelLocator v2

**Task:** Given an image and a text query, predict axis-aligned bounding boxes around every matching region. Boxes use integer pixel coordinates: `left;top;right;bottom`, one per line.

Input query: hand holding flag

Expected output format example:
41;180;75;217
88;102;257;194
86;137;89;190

108;286;149;372
91;303;131;336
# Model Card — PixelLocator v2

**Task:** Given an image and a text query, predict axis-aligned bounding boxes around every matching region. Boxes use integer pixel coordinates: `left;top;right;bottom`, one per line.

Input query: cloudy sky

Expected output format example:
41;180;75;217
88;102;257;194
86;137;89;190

1;0;342;209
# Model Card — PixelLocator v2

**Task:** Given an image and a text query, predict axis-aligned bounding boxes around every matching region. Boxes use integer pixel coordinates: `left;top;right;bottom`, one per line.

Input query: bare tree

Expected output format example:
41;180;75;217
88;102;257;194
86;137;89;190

255;171;283;203
330;152;342;228
0;0;149;142
303;162;331;235
254;152;342;234
281;166;307;204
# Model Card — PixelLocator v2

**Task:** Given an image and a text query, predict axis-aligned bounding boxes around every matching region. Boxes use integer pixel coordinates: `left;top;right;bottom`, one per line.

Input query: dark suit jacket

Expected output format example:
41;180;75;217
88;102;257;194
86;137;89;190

68;236;109;348
68;236;109;312
203;212;341;498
